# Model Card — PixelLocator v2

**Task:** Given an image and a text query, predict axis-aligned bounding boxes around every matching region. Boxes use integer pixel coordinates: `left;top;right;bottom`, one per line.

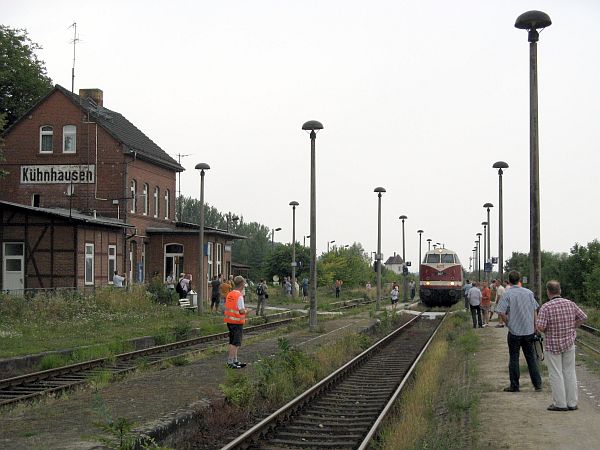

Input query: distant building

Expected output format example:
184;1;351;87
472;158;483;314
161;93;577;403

0;85;243;295
384;254;405;275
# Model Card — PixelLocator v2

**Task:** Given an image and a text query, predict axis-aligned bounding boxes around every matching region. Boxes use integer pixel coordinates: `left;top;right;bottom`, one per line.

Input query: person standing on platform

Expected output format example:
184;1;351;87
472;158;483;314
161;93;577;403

210;275;221;313
481;281;492;326
390;284;399;309
219;276;232;313
463;280;473;311
494;279;506;328
409;280;416;301
536;280;587;411
468;281;483;329
256;279;268;317
496;270;542;393
224;276;251;369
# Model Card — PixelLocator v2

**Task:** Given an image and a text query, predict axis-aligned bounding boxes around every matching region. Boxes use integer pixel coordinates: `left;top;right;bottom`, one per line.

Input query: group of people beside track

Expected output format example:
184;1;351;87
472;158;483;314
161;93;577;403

465;270;588;412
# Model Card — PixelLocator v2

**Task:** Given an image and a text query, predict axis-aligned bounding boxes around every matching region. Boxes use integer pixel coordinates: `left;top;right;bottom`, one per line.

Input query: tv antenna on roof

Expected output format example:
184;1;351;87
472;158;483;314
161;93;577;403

68;22;79;93
173;153;191;221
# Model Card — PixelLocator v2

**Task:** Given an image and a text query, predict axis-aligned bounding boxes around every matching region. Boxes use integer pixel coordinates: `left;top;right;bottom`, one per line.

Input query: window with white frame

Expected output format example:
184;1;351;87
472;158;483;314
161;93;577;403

164;189;170;220
63;125;76;153
153;186;159;218
85;243;94;285
142;183;149;215
216;243;222;276
130;180;137;213
207;242;213;279
40;126;53;153
108;245;116;284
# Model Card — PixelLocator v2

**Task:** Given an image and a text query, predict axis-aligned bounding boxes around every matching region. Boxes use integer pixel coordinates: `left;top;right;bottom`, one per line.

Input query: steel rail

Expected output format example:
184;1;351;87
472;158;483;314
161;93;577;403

580;323;600;337
220;313;437;450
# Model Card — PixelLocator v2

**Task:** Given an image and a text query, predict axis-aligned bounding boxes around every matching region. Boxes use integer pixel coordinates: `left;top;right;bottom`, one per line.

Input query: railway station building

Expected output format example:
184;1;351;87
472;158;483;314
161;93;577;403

0;85;243;295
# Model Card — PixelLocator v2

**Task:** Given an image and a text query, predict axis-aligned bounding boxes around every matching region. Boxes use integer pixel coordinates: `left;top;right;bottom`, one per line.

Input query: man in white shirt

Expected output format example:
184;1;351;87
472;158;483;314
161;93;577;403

468;281;483;328
113;270;126;288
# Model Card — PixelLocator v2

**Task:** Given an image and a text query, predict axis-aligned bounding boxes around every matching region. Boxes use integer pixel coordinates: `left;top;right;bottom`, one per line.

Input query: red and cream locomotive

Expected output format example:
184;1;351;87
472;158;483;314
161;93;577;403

419;247;463;306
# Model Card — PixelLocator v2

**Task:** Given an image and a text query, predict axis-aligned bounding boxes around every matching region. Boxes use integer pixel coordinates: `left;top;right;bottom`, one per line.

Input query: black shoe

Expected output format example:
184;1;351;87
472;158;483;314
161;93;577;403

568;405;578;411
227;362;242;369
503;387;519;392
234;361;247;368
535;386;543;392
547;404;568;411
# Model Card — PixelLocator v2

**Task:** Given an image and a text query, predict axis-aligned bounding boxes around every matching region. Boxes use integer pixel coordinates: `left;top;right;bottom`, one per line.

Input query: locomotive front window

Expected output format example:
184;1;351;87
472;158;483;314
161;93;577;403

426;254;441;263
441;254;455;263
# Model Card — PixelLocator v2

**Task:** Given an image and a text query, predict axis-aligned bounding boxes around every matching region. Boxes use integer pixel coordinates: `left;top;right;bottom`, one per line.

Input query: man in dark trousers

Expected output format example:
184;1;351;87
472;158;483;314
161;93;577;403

496;270;542;393
223;276;251;369
210;275;221;313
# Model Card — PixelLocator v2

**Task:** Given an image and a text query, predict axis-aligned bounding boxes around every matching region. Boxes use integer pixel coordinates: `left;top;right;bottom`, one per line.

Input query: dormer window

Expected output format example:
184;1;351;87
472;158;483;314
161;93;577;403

40;126;53;153
63;125;76;153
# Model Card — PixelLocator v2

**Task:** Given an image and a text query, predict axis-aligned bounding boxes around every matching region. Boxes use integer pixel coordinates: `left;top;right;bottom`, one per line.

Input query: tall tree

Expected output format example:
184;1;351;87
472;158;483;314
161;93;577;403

0;25;53;128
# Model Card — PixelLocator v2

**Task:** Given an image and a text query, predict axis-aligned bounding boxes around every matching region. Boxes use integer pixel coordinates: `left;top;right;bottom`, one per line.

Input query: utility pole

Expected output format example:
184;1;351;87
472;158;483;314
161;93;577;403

68;22;79;93
174;153;190;221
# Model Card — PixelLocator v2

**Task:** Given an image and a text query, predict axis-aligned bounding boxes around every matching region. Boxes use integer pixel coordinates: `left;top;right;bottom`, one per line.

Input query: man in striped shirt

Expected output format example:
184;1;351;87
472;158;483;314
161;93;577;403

496;270;542;393
536;280;587;411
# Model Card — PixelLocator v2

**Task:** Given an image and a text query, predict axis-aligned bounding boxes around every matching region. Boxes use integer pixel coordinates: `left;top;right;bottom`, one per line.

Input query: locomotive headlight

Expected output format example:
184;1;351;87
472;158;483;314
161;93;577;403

450;281;455;286
425;281;431;285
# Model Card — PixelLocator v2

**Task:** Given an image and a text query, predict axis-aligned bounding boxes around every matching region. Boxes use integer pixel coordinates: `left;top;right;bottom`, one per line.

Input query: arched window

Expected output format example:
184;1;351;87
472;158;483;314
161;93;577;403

130;180;137;213
63;125;76;153
143;183;149;215
153;186;160;218
164;189;170;220
40;126;53;153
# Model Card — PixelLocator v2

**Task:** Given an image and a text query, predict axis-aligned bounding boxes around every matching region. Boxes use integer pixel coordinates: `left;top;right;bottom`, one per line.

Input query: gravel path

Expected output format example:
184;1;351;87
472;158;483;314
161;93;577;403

474;320;600;449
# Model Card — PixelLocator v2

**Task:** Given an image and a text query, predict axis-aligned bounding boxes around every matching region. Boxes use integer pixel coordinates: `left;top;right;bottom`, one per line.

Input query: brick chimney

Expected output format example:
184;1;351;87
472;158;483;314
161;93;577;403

79;88;103;107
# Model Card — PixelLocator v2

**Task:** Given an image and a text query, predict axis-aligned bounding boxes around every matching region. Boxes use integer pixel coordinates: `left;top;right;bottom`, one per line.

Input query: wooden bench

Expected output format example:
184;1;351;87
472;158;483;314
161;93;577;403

179;298;197;311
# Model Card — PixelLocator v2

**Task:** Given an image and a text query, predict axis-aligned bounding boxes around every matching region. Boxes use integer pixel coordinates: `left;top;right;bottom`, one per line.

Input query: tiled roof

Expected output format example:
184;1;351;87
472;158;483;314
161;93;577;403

55;85;183;172
384;255;405;265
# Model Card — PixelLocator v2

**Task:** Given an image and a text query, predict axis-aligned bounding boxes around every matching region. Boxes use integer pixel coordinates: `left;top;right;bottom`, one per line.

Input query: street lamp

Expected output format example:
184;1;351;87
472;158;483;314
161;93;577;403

476;233;482;282
427;238;432;251
302;120;323;331
493;161;509;282
304;235;310;247
482;222;488;280
195;162;210;314
399;215;408;302
289;201;299;298
226;213;239;231
417;230;424;265
374;187;386;310
271;227;282;249
515;10;551;302
327;240;336;252
483;202;494;275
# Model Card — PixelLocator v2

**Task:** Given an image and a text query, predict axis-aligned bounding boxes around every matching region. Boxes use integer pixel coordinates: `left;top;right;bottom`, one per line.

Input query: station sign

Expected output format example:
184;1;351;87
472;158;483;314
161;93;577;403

20;164;96;184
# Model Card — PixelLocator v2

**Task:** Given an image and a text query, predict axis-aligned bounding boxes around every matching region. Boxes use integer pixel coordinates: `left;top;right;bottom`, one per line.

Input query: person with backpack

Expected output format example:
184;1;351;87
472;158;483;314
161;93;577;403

256;279;268;316
176;273;189;300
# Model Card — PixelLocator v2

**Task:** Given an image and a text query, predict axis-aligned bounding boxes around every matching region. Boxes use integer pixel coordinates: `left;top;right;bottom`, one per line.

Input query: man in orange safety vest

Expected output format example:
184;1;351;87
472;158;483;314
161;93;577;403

224;275;252;368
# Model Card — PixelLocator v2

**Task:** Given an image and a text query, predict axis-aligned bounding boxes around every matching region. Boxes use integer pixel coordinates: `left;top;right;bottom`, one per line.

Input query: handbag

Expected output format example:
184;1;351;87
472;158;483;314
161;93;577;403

533;333;544;361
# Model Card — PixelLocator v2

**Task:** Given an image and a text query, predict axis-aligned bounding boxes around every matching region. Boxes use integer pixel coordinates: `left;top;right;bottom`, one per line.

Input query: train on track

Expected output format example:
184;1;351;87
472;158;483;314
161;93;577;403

419;247;464;306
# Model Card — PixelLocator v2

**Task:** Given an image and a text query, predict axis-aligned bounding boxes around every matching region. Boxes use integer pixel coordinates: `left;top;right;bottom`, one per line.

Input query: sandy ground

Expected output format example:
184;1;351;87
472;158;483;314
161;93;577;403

474;319;600;449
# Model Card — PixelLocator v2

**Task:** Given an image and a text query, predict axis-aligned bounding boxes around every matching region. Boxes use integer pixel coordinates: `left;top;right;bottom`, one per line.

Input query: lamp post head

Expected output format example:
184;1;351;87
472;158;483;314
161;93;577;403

302;120;324;131
399;215;407;221
289;201;299;207
374;186;386;194
427;238;432;242
515;11;551;43
493;161;509;175
482;221;488;226
232;215;239;222
330;240;336;244
476;233;482;238
483;202;494;209
417;229;424;235
195;162;210;172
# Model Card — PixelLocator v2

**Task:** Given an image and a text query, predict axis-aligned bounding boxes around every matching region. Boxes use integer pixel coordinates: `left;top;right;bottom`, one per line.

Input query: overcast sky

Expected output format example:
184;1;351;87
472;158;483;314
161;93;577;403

4;0;599;269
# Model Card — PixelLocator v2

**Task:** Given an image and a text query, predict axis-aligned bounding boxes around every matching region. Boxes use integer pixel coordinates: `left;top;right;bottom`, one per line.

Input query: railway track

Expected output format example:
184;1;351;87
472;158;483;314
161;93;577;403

0;317;296;408
221;313;445;450
0;298;375;408
577;323;600;355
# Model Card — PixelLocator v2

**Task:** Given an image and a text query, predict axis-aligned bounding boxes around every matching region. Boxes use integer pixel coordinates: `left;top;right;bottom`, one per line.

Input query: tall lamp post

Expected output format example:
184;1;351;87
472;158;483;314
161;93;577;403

327;240;335;252
493;161;509;282
515;10;551;302
195;163;210;314
271;227;282;249
417;230;424;264
476;233;482;282
427;238;432;251
482;221;488;281
289;201;299;298
302;120;323;331
399;215;408;302
304;235;310;247
374;187;386;310
226;213;239;231
483;203;494;274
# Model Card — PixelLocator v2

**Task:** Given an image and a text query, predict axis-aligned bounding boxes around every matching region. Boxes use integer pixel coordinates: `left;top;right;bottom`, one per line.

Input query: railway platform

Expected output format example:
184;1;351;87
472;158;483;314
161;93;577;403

474;318;600;449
